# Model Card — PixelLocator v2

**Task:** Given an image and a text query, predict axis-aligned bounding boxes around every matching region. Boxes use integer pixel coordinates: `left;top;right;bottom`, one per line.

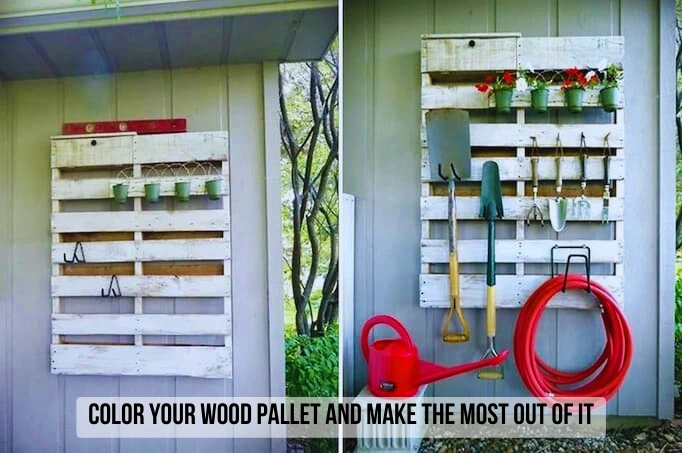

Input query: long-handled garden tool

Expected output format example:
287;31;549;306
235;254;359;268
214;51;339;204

548;134;568;232
525;137;544;226
574;133;591;220
425;109;472;343
478;161;505;380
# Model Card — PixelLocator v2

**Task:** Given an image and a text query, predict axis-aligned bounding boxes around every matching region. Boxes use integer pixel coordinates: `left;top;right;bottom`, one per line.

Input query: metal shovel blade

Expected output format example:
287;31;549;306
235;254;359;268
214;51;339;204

425;109;471;181
549;198;568;232
480;161;503;220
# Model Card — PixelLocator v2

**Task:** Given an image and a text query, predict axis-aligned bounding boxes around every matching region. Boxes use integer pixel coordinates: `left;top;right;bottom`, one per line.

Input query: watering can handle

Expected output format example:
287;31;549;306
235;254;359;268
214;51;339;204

360;314;416;362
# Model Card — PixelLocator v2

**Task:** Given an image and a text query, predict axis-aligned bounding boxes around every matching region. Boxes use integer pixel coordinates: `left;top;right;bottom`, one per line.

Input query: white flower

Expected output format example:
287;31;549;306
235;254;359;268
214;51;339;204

526;64;535;73
585;70;596;80
516;77;528;92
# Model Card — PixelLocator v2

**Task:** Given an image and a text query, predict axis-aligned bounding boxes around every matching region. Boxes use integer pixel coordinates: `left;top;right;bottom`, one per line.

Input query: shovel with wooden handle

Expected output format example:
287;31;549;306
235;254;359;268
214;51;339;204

425;109;472;343
478;161;507;380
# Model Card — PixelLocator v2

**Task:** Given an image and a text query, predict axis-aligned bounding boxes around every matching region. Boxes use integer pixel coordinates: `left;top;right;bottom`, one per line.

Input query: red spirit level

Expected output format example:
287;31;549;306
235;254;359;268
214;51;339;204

62;118;187;135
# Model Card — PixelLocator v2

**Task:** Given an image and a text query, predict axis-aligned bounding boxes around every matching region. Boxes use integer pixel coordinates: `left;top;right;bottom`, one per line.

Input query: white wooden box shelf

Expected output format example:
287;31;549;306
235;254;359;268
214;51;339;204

421;34;625;112
50;131;232;378
419;34;625;310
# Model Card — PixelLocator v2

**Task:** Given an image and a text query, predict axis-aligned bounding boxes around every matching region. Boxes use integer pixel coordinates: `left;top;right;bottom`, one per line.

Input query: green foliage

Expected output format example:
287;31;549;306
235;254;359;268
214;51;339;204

285;326;339;398
280;39;339;335
600;64;623;89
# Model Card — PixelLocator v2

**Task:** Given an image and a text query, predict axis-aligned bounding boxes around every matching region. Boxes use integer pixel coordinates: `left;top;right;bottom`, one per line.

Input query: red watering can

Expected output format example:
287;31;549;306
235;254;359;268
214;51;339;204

361;314;510;397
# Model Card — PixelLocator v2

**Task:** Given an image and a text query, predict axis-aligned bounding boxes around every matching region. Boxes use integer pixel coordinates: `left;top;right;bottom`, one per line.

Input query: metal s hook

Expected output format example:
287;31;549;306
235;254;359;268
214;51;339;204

554;133;563;157
63;241;86;264
529;136;538;157
603;132;612;157
101;275;121;297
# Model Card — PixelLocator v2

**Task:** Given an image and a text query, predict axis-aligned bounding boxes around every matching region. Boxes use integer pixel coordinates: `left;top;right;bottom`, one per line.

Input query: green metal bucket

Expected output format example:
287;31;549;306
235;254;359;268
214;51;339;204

564;87;585;113
530;88;549;113
113;183;128;204
144;182;160;203
205;179;222;200
494;89;513;113
175;181;191;202
600;87;618;112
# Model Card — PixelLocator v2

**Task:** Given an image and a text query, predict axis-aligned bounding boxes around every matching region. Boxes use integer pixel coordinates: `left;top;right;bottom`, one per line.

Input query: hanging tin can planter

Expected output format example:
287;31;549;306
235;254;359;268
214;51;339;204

599;87;619;113
530;88;549;113
205;179;222;200
144;182;161;203
112;183;129;204
564;87;585;113
175;181;191;202
494;88;513;114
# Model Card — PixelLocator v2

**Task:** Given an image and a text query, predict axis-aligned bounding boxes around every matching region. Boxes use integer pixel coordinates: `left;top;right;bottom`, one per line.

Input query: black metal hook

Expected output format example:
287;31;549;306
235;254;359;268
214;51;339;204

63;241;86;264
101;275;121;297
550;245;591;294
437;163;461;181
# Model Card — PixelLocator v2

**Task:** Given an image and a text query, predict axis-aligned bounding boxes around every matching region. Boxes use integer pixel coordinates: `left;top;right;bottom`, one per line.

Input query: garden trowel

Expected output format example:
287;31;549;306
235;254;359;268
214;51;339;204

425;109;471;343
549;136;568;232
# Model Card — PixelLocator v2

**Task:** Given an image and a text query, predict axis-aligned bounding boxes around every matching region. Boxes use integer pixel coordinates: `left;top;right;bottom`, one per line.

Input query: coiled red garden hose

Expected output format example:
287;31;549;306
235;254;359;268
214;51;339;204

513;274;633;406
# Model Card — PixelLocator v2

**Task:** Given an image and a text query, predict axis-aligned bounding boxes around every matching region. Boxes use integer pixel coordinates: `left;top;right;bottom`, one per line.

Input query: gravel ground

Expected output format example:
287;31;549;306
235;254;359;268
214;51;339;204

419;421;682;453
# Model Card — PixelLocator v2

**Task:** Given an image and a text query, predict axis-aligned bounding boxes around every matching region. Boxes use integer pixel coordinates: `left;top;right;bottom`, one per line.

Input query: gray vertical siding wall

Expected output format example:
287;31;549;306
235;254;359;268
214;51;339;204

343;0;672;417
0;63;282;452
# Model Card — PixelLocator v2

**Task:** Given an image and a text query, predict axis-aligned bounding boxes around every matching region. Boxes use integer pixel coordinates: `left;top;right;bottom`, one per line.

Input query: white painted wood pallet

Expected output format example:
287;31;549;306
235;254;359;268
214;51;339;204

50;131;232;378
419;34;625;310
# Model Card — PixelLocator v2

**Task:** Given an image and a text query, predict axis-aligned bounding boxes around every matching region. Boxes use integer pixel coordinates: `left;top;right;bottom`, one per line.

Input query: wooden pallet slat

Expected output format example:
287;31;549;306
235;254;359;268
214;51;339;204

421;239;623;264
51;275;231;298
52;175;227;200
52;135;135;168
419;274;623;309
52;314;231;335
422;84;624;110
134;132;229;164
518;36;624;71
421;156;625;182
51;345;232;378
421;195;624;221
52;210;230;233
52;238;231;263
421;123;624;148
422;35;519;72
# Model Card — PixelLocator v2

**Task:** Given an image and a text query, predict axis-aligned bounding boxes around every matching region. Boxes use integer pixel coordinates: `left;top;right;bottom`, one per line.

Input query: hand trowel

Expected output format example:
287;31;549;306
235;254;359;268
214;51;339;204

548;136;568;232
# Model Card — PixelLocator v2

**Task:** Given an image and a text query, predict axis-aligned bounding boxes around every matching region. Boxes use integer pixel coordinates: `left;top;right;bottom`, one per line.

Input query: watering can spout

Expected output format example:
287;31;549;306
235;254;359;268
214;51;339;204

414;349;510;386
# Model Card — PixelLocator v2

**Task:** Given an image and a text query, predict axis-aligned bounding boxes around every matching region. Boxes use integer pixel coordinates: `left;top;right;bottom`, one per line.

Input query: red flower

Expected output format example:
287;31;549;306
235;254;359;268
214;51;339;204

484;75;494;84
502;71;515;85
475;83;490;93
